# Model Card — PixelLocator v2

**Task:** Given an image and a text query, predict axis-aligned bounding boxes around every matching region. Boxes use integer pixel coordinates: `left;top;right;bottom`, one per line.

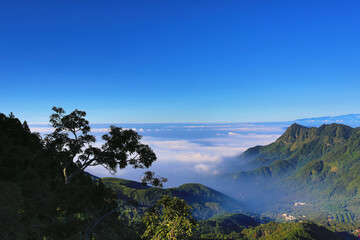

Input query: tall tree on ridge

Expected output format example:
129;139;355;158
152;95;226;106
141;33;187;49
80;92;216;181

44;106;165;186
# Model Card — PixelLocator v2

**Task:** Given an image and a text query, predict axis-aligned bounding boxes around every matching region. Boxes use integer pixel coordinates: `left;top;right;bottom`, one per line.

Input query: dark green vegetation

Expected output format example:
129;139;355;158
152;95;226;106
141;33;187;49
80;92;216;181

241;221;346;240
103;177;243;220
142;195;196;240
194;220;347;240
0;113;134;239
194;213;257;239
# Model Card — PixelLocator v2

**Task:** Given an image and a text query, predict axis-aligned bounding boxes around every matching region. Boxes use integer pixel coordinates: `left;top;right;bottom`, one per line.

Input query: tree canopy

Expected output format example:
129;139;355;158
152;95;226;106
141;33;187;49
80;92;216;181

142;195;196;240
44;107;165;186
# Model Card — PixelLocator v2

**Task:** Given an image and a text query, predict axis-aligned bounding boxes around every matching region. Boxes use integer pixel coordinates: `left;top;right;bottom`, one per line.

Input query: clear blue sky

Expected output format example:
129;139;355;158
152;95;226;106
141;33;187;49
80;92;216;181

1;0;360;123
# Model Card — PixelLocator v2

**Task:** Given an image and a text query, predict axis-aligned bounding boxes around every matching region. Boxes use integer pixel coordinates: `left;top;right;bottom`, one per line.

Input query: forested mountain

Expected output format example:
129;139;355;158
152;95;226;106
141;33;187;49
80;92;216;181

234;123;356;179
102;177;244;220
231;123;360;223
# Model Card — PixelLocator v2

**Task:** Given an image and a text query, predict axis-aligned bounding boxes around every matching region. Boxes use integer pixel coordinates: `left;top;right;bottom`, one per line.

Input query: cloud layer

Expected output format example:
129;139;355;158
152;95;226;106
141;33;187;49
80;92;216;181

30;122;285;187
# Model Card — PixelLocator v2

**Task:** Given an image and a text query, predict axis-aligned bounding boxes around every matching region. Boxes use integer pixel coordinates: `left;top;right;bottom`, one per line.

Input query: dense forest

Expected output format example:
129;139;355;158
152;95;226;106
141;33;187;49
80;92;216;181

1;110;359;239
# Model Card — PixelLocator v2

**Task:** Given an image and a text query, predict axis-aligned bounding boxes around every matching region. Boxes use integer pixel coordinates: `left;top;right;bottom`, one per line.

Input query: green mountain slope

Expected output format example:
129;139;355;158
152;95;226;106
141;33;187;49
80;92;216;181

234;123;356;179
102;177;244;220
231;123;360;222
195;217;350;240
241;221;347;240
194;213;258;239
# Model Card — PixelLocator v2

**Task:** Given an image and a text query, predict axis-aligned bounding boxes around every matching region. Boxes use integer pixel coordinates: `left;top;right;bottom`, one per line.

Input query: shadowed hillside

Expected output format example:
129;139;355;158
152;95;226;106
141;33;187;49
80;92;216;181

102;177;244;220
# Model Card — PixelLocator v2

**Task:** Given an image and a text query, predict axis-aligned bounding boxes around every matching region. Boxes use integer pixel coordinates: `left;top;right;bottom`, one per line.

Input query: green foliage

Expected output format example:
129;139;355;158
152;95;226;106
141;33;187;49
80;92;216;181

241;221;344;240
194;213;258;239
193;218;348;240
142;195;196;240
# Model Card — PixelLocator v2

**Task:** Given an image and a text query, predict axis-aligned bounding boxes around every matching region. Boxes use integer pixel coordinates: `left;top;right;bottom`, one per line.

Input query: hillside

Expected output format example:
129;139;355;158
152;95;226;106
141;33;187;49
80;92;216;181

241;221;347;240
194;213;258;239
233;123;360;182
195;216;350;240
230;123;360;222
102;177;244;220
234;123;354;178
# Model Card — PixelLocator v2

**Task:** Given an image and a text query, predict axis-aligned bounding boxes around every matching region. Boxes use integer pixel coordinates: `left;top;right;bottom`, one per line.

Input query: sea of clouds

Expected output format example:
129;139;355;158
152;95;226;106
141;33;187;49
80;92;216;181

29;115;360;204
30;113;360;190
30;122;288;188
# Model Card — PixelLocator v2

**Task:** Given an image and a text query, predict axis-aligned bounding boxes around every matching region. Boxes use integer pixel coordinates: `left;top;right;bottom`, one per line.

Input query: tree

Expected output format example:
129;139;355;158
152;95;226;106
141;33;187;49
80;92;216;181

44;107;164;186
141;195;196;240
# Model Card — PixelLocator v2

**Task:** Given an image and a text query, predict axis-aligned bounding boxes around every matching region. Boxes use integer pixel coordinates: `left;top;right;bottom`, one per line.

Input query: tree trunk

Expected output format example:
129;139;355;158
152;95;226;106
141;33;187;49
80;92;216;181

63;167;69;184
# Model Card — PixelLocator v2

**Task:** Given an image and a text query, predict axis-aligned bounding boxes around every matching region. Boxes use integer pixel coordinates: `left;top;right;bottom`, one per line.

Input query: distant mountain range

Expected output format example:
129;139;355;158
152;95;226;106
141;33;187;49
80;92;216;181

293;114;360;127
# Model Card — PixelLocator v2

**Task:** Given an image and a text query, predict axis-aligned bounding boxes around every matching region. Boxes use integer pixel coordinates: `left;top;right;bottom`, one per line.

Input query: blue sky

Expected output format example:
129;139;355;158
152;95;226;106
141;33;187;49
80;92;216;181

1;0;360;123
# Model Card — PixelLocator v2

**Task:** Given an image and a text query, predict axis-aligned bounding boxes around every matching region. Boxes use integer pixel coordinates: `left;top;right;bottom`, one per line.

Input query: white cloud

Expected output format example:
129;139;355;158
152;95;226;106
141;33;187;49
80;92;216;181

30;127;54;133
140;132;280;172
91;128;110;132
194;164;211;173
218;125;286;133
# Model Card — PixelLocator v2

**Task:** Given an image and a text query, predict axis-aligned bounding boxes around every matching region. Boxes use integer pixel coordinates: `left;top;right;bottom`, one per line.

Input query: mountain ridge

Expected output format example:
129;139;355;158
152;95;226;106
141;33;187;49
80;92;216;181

229;123;360;221
234;123;359;179
102;177;245;220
